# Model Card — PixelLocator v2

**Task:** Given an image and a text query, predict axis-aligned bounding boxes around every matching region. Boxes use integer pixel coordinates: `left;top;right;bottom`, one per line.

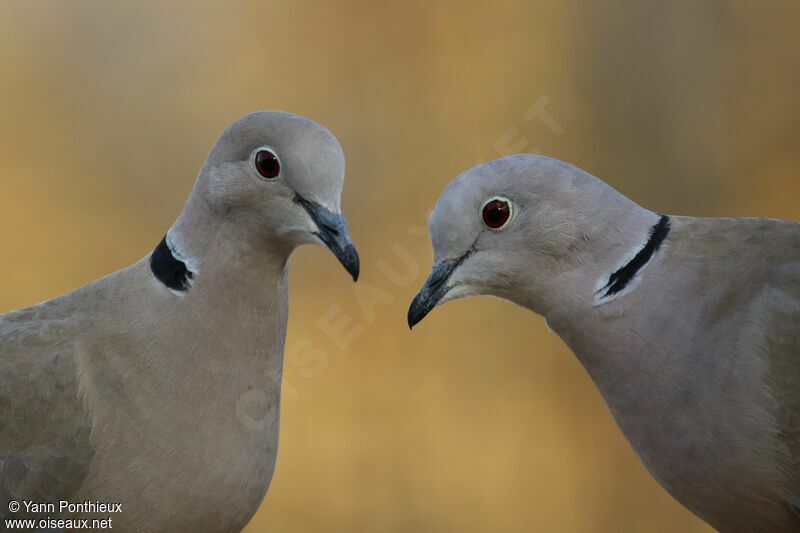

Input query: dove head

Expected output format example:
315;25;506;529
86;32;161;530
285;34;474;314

175;111;359;281
408;154;652;327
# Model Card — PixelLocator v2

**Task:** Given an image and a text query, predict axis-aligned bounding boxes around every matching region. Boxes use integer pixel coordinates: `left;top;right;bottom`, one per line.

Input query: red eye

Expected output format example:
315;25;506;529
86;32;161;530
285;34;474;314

482;198;512;229
255;149;280;178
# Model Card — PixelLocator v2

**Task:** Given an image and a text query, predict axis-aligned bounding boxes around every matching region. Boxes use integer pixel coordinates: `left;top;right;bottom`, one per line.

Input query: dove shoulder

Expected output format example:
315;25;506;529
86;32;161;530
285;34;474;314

0;288;98;516
669;215;800;524
748;225;800;508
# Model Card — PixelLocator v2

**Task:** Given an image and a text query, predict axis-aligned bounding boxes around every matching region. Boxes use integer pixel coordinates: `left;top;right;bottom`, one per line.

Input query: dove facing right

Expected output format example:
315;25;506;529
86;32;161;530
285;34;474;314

1;110;359;532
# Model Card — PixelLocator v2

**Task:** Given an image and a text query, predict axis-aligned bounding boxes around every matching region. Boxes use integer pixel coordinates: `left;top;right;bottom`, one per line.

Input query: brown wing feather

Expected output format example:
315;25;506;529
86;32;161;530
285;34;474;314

0;303;94;518
763;260;800;506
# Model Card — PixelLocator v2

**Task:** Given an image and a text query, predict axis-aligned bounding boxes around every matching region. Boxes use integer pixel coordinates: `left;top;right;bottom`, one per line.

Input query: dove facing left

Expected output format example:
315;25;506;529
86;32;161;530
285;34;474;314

0;111;359;532
409;154;800;533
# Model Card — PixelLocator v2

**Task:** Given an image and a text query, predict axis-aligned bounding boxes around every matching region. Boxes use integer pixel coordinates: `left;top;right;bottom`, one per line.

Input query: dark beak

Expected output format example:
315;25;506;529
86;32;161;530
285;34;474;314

407;253;470;329
296;196;360;281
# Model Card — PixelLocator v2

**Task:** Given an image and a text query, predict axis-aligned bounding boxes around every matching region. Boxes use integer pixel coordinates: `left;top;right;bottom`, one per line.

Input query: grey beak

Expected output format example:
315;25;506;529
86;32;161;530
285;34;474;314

295;196;360;282
408;253;470;329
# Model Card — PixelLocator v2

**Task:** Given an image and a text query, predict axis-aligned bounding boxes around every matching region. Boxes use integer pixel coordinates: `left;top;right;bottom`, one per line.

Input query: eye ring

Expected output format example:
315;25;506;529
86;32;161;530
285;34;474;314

480;196;513;230
253;146;281;179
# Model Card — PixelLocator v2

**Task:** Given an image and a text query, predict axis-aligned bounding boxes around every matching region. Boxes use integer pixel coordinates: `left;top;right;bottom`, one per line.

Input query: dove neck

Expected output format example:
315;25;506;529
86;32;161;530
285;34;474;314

166;193;292;283
538;202;667;352
507;189;662;320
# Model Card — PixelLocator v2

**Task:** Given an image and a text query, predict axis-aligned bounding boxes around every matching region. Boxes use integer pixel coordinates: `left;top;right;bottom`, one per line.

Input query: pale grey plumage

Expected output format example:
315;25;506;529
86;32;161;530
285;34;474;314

409;154;800;532
1;111;358;531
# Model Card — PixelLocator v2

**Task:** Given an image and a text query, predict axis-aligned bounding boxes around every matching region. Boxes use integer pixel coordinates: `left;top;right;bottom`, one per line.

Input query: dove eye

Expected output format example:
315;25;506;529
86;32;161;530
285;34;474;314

255;148;281;179
481;197;512;230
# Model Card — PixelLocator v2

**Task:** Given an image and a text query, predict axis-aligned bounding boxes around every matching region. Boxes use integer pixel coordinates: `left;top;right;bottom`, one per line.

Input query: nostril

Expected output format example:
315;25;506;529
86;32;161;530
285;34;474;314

322;223;340;236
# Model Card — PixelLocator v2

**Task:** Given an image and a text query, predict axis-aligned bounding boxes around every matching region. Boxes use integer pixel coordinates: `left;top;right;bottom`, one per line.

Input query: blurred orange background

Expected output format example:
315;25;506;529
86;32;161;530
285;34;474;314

1;1;799;531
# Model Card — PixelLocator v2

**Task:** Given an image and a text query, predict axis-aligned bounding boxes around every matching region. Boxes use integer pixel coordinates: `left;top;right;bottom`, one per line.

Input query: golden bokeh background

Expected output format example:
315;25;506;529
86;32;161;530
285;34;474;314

1;1;799;531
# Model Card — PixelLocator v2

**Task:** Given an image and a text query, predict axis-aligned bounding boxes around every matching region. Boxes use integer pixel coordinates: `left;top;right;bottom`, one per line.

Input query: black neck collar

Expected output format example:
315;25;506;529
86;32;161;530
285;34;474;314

150;236;194;292
597;215;671;299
